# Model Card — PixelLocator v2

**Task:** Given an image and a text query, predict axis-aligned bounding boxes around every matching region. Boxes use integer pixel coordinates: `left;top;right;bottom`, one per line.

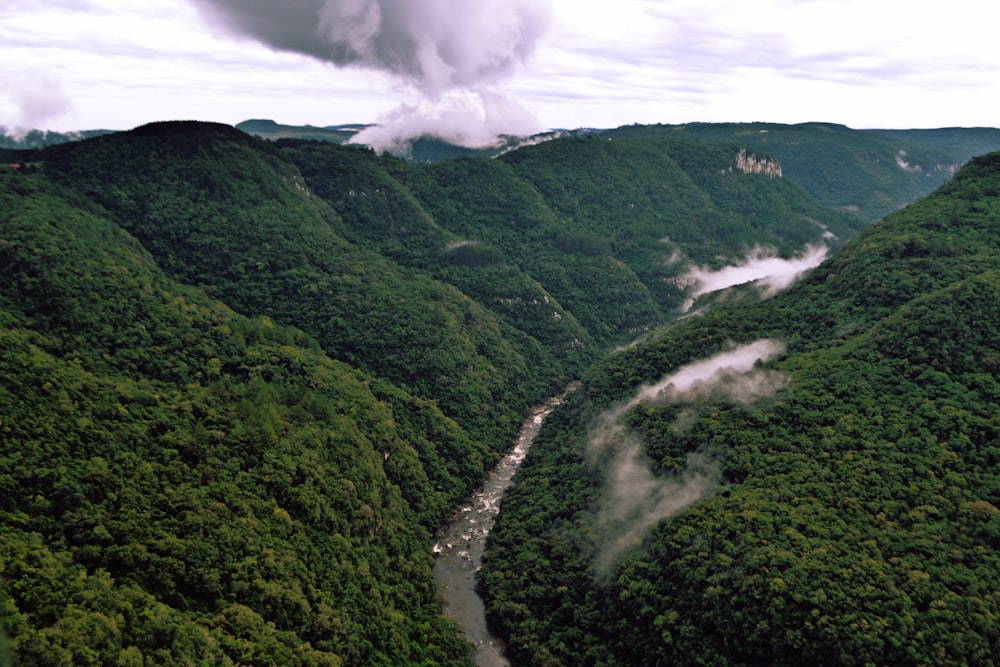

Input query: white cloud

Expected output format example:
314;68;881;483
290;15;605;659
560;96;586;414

2;0;999;132
0;74;73;136
350;89;544;154
646;340;787;403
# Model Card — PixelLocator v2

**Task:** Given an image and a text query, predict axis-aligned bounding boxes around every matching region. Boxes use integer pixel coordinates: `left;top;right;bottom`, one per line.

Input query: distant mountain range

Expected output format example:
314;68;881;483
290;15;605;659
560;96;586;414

605;122;1000;220
6;119;1000;221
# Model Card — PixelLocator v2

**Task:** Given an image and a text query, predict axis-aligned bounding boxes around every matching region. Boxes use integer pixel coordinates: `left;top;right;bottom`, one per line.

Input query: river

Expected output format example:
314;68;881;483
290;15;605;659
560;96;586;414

433;390;571;667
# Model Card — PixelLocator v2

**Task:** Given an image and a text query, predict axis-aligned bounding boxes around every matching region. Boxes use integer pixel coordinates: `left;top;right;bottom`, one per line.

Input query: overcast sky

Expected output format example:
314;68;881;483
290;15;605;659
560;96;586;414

2;0;998;139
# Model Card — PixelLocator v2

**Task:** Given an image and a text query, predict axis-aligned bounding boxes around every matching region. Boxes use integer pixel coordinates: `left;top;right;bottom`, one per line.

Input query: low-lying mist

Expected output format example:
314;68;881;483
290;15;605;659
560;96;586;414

349;90;544;155
586;340;787;578
679;244;828;312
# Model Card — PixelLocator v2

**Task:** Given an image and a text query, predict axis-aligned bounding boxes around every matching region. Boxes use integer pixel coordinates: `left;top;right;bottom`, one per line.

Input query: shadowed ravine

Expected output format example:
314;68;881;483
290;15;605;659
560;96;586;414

433;390;572;666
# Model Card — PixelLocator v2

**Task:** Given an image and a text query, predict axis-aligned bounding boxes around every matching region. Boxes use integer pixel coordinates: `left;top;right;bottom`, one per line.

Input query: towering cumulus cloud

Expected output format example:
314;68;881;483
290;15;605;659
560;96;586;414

190;0;553;150
588;340;787;577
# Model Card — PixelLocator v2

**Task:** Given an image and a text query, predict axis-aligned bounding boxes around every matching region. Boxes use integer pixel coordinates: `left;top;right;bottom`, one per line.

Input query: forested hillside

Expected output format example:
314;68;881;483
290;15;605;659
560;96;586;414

605;122;1000;221
0;169;474;665
234;118;1000;222
479;153;1000;665
282;134;860;339
14;119;1000;224
0;120;978;665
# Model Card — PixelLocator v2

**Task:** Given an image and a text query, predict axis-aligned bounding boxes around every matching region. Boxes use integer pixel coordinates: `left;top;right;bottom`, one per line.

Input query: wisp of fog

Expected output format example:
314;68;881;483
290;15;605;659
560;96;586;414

1;75;73;140
679;244;828;312
587;339;787;578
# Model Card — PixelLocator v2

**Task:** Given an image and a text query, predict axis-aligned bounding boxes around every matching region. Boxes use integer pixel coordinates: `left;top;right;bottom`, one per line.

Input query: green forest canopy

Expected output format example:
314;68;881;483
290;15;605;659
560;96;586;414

2;122;997;665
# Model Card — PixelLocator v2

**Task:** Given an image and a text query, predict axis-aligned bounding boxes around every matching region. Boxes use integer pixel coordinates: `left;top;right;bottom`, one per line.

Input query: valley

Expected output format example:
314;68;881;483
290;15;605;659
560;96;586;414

2;123;998;666
434;391;569;666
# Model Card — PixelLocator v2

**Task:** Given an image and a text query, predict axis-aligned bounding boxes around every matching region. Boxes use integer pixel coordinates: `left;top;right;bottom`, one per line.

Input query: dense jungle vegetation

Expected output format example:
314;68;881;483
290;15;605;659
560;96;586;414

479;152;1000;666
1;120;996;665
0;168;476;665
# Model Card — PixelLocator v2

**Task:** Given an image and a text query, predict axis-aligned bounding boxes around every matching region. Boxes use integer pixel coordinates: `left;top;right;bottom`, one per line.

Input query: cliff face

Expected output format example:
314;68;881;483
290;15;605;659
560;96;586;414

728;147;783;177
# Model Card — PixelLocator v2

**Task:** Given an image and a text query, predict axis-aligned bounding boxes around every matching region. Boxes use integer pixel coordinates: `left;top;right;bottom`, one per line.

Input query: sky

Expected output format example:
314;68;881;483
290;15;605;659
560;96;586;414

2;0;998;142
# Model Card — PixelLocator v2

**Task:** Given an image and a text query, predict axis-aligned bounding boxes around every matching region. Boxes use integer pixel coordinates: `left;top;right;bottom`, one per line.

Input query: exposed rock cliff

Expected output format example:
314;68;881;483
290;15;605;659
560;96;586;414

725;147;783;177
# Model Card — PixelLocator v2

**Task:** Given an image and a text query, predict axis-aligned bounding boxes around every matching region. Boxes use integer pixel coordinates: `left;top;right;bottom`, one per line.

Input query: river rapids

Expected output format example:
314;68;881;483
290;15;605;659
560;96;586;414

433;391;570;666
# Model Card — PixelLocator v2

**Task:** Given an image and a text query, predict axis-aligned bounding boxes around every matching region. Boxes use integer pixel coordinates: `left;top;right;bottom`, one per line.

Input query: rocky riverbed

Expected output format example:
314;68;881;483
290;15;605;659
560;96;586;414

433;391;570;666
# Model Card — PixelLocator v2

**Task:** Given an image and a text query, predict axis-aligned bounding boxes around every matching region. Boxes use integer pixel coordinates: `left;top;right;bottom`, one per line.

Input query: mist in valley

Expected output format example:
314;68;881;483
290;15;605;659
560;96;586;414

586;340;788;577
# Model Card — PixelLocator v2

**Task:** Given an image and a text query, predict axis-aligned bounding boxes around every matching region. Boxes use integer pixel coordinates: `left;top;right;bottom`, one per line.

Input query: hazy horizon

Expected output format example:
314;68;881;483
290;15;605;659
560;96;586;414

3;1;999;140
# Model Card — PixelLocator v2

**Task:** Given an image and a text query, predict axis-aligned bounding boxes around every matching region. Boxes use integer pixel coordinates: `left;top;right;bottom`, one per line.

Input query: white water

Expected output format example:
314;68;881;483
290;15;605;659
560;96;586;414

433;391;569;666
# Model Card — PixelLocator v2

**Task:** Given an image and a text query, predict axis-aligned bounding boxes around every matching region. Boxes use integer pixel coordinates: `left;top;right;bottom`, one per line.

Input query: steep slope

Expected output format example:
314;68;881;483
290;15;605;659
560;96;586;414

499;136;863;309
36;121;553;455
0;169;476;665
392;152;665;345
282;134;860;349
480;154;1000;665
279;140;600;377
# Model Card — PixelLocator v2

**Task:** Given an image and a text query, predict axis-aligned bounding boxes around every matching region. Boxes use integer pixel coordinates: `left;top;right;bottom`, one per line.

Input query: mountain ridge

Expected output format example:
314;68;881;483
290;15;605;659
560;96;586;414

9;119;1000;222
